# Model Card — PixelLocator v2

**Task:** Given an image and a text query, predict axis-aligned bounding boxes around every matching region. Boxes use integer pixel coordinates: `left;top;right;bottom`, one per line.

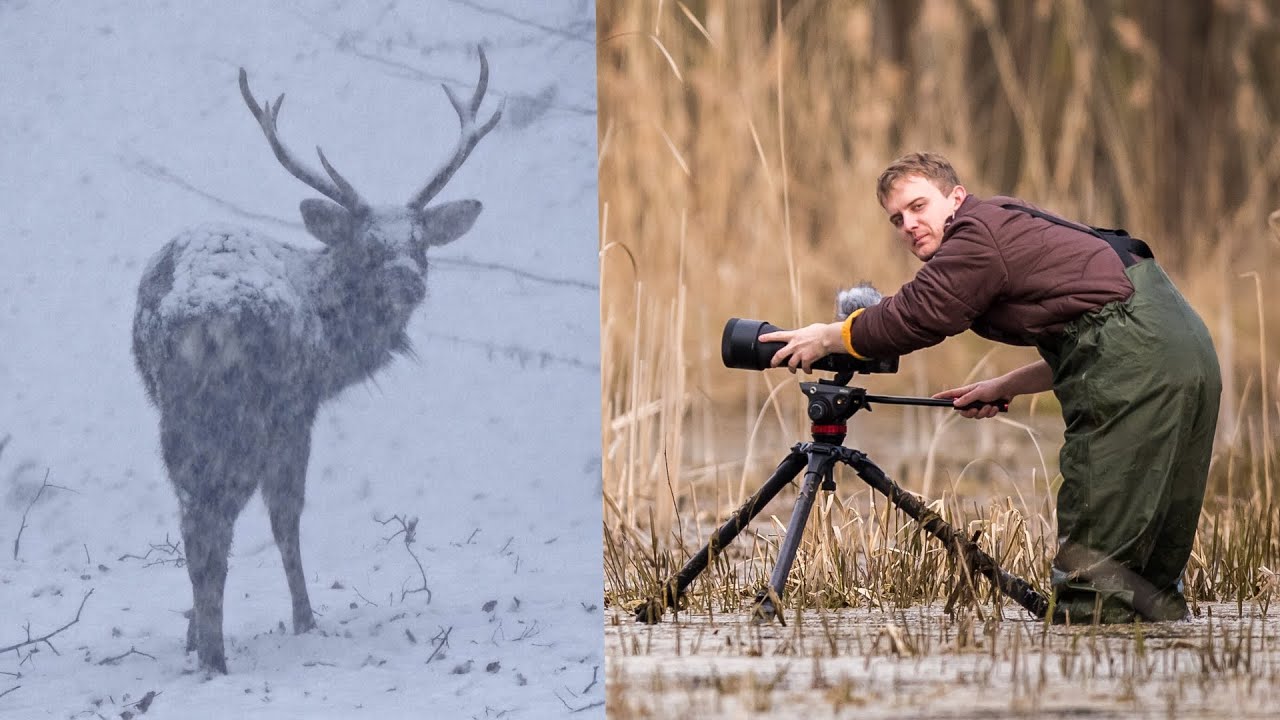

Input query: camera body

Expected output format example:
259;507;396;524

721;318;899;375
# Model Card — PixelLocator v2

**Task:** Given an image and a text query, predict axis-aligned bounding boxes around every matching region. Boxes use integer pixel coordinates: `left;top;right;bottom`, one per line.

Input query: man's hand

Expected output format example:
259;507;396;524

933;378;1009;419
758;322;843;374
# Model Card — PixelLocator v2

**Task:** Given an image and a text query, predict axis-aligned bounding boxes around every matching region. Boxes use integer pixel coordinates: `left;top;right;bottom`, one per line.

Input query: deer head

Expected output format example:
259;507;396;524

238;47;504;313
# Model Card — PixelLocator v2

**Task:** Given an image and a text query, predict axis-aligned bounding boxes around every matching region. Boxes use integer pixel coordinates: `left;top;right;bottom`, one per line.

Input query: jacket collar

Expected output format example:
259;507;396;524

944;194;980;233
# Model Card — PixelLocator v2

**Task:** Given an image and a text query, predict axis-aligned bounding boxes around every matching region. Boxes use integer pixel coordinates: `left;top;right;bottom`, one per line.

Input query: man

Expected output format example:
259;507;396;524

762;152;1221;623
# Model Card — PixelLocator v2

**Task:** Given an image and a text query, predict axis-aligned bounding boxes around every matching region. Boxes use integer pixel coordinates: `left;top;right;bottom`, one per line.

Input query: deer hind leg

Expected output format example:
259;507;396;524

260;428;316;634
180;503;236;673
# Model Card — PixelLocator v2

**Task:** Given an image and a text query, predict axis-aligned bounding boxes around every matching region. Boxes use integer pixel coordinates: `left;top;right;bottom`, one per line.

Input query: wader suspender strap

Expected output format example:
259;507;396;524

1000;203;1154;268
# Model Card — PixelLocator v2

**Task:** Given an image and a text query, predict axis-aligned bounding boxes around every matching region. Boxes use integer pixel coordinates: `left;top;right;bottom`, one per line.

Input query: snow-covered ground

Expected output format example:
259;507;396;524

0;2;602;717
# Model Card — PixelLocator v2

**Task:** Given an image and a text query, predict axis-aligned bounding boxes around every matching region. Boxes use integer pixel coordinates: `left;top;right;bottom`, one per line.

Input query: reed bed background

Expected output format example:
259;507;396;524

598;0;1280;616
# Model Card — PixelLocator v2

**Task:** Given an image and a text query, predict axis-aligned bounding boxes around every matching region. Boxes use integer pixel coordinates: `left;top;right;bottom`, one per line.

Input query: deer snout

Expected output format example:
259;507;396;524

384;262;427;307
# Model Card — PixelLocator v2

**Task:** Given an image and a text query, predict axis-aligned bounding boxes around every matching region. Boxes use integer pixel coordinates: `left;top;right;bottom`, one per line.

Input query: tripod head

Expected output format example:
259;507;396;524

801;378;862;434
801;377;864;444
800;372;1009;444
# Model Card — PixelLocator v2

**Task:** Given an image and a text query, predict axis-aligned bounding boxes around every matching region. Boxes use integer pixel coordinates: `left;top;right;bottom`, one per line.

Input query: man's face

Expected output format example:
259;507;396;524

882;175;967;261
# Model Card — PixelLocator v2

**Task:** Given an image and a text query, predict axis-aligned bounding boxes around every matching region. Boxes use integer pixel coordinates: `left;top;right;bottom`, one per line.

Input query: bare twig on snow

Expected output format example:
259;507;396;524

97;646;157;666
0;589;94;655
426;626;453;664
13;470;74;561
375;515;431;603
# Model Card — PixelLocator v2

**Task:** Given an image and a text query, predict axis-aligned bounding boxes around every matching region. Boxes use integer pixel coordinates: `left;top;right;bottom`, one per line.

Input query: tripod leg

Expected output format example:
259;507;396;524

752;450;837;623
635;449;808;623
840;449;1050;619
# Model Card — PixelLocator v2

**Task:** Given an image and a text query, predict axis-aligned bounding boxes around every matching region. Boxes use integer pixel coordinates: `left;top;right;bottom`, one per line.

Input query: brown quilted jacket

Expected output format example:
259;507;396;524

850;194;1135;358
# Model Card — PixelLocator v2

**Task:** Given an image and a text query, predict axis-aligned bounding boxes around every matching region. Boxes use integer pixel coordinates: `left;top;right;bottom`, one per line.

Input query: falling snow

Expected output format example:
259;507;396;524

0;1;602;717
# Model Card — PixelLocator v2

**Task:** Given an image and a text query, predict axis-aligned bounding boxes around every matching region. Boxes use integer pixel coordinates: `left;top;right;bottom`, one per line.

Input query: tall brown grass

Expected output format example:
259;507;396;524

598;1;1280;606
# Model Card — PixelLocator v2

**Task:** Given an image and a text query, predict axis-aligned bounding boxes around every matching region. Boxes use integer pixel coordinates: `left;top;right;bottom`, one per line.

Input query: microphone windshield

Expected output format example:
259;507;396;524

835;282;882;320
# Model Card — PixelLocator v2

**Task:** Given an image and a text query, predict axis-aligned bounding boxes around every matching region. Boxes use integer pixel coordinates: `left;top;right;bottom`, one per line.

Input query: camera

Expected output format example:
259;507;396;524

721;318;899;374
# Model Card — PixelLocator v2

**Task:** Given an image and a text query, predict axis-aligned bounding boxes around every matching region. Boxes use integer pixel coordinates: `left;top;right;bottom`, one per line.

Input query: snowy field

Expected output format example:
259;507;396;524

0;1;602;717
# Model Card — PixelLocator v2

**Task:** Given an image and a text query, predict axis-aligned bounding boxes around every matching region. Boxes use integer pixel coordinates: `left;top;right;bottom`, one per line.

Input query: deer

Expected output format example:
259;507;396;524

131;50;503;673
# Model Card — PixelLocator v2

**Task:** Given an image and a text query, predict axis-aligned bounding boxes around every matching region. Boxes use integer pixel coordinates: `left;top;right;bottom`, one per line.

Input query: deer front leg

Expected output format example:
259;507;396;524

184;608;196;653
262;436;315;634
268;500;315;633
181;505;234;674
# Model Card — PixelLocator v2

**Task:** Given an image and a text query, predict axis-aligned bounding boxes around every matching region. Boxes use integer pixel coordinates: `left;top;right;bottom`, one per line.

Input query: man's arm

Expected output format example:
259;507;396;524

997;360;1054;395
933;360;1053;418
852;218;1010;358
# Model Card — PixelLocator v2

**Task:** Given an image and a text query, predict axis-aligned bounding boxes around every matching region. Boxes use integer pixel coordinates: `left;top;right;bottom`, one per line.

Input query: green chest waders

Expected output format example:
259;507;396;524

1035;260;1221;623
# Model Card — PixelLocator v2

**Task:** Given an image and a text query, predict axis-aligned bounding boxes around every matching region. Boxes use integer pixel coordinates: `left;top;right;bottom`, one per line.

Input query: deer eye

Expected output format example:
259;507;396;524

410;246;428;271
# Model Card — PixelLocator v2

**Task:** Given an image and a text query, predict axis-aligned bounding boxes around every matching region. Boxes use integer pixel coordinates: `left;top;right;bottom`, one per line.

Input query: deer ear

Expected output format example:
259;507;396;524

418;200;482;247
300;198;354;246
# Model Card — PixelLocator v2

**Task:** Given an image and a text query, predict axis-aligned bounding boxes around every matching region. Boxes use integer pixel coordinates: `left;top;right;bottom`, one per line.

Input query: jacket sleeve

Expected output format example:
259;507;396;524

850;218;1009;358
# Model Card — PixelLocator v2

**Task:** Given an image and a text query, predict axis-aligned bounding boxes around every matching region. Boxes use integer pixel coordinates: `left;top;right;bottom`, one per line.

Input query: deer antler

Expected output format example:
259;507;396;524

407;46;505;210
239;68;368;213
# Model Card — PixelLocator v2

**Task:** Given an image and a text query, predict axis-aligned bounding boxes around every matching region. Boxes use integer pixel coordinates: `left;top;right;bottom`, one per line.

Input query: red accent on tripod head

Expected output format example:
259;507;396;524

811;423;847;436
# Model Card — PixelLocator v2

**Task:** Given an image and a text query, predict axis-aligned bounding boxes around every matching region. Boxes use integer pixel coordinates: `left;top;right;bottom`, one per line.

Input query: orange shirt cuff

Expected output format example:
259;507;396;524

841;308;867;359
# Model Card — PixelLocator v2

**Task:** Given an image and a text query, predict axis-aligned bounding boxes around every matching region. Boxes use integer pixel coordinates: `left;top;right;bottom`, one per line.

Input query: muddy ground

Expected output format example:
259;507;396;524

606;602;1278;718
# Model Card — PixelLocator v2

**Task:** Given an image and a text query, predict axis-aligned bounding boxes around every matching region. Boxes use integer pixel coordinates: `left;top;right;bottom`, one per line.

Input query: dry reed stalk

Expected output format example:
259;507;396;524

599;0;1280;613
1239;271;1271;508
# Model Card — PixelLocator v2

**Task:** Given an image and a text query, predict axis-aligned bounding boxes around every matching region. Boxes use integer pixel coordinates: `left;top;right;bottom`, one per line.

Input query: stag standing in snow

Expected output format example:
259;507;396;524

132;51;502;673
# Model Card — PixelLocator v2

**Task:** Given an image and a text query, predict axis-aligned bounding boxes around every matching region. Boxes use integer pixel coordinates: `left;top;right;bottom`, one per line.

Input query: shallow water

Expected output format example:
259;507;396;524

606;602;1279;718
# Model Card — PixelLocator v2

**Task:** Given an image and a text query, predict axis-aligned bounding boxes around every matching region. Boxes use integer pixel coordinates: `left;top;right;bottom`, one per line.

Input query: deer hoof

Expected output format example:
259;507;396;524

294;611;316;635
199;649;228;674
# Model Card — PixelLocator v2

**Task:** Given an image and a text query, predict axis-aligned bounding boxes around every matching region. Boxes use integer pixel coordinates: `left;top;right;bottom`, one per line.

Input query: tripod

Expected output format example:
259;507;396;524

635;374;1050;624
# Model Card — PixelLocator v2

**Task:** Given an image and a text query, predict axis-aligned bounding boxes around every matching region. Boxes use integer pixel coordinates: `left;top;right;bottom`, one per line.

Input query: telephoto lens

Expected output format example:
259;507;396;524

721;318;783;371
720;318;900;375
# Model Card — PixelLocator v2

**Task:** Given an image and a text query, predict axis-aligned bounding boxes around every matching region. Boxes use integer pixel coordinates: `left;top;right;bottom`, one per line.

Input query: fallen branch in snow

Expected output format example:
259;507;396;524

12;470;74;561
433;256;596;291
377;514;416;545
117;535;185;568
552;665;604;713
97;646;157;666
121;690;158;718
424;332;598;371
582;665;600;694
351;585;379;607
375;515;432;604
122;154;296;230
426;626;452;664
555;691;605;714
0;589;94;656
514;619;540;641
0;685;19;701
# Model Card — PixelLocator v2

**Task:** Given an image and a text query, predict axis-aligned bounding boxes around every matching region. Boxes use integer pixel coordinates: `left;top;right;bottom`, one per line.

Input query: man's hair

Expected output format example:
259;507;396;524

876;152;961;206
